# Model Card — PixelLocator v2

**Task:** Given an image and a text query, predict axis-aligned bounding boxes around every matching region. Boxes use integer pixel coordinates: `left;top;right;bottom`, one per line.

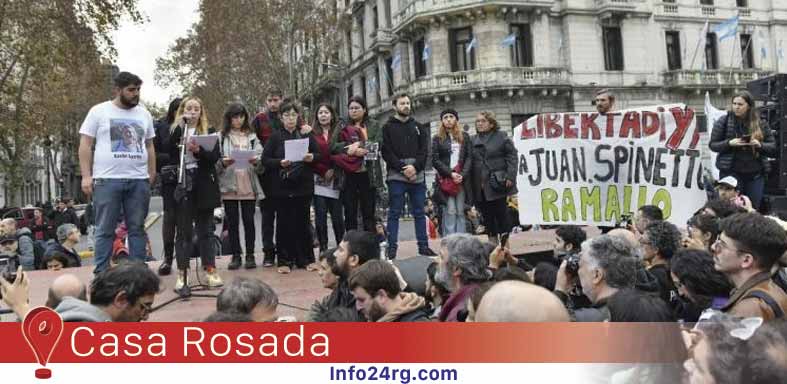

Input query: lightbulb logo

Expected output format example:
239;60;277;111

21;307;64;379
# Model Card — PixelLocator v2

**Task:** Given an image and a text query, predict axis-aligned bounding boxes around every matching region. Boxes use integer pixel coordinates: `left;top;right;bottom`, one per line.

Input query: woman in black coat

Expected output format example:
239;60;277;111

262;102;320;274
167;96;223;292
709;91;776;209
432;108;472;235
468;111;518;244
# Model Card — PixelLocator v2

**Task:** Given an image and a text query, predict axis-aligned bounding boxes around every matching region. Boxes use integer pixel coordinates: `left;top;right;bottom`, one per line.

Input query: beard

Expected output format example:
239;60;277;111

120;94;139;108
366;300;387;322
333;257;351;280
397;107;411;117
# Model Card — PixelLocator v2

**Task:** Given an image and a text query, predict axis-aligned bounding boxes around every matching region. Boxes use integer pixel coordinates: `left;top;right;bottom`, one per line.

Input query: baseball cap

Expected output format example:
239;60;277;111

715;176;738;189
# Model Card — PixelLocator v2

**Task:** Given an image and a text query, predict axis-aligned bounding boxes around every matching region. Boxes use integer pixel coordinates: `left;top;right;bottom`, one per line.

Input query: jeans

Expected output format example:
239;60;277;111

275;196;315;268
175;195;216;270
477;197;511;238
721;171;765;209
93;178;151;273
314;195;345;251
442;188;466;236
161;183;177;262
342;171;376;232
387;180;428;255
224;200;256;255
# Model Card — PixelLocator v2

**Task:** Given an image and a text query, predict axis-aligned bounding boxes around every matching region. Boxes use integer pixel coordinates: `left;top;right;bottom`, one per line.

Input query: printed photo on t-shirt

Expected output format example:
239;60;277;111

110;119;145;153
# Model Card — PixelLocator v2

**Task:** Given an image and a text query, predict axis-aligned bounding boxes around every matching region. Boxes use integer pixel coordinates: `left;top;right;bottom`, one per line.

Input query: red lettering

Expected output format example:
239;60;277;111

522;117;537;139
537;114;544;137
619;111;642;138
605;113;619;137
564;114;577;138
658;107;667;142
546;114;562;138
666;107;695;150
642;111;660;136
580;113;601;140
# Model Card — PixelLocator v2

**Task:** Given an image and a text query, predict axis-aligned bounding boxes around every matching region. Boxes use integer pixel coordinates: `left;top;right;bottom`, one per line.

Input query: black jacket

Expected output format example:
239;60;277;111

44;242;81;268
381;116;429;175
262;128;320;198
469;130;518;202
709;111;776;174
393;307;432;322
432;132;472;179
153;118;175;171
167;126;222;210
52;209;78;229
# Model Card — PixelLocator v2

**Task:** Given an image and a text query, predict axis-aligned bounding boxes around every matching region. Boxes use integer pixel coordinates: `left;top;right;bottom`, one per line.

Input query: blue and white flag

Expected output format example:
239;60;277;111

501;33;516;48
422;43;431;61
466;36;478;54
391;52;401;70
713;15;739;42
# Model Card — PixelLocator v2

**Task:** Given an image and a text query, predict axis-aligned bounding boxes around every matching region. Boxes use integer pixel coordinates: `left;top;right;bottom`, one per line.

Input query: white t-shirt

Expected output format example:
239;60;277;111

79;101;155;179
449;140;461;169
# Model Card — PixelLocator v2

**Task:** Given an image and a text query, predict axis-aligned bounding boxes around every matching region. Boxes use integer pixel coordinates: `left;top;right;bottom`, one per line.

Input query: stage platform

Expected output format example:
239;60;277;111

4;228;598;322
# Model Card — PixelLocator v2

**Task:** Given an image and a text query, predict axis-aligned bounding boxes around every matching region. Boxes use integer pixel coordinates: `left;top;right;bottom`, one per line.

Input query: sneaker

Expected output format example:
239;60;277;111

277;265;291;274
158;260;172;276
174;274;186;291
244;253;257;269
263;260;275;267
206;270;224;288
418;247;437;257
227;254;241;270
386;248;397;260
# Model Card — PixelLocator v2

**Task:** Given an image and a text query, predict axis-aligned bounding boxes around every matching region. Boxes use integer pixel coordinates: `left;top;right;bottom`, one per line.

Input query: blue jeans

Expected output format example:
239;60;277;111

442;188;466;236
387;180;428;255
93;178;150;273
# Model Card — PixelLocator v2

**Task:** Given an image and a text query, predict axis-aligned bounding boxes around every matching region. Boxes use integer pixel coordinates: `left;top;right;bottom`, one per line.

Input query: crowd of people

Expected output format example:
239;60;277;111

2;72;787;382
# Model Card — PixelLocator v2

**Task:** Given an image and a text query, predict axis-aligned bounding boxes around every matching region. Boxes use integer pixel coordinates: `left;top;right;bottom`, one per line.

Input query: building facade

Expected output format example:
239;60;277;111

303;0;786;134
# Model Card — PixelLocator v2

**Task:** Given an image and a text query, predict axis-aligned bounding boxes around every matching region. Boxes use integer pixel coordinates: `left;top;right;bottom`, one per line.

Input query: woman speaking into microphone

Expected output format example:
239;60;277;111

168;96;223;293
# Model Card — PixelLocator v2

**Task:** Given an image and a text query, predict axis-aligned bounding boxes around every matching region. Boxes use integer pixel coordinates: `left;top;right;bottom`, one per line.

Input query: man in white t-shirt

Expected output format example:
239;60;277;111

78;71;156;273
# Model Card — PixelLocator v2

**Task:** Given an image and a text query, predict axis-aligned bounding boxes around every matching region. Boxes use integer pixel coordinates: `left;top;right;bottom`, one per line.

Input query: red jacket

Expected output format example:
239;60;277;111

313;130;333;177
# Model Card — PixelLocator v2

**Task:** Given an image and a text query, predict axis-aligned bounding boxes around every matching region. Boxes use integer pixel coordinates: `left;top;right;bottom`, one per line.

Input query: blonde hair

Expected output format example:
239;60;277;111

171;96;210;135
438;117;463;143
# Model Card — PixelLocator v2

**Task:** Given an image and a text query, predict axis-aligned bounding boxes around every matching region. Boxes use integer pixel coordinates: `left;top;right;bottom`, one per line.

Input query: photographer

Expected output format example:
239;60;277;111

554;235;638;321
0;234;22;282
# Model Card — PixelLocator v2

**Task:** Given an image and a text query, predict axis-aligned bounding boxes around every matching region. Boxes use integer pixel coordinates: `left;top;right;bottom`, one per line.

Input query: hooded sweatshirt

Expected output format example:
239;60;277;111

55;297;112;322
377;292;430;322
381;115;429;183
15;228;35;270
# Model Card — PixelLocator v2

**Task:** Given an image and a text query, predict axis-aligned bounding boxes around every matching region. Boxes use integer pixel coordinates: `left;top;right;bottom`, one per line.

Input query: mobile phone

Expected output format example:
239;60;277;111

500;232;510;249
741;134;751;143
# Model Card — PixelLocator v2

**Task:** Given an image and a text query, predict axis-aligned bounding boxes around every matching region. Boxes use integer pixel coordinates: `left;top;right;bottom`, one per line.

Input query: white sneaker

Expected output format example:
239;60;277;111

206;270;223;288
174;275;186;291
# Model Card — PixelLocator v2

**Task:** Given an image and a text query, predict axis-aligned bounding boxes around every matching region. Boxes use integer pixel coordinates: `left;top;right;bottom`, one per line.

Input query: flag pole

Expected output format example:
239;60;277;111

689;19;708;70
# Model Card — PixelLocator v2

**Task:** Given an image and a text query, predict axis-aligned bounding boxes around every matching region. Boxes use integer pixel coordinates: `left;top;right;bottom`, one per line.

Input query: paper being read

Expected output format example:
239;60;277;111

191;134;218;151
284;138;309;162
229;150;256;170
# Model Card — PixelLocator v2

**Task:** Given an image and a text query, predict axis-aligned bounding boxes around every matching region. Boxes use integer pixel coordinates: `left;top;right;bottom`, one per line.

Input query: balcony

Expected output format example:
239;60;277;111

595;0;636;14
370;29;396;51
409;67;569;97
392;0;554;30
662;69;773;89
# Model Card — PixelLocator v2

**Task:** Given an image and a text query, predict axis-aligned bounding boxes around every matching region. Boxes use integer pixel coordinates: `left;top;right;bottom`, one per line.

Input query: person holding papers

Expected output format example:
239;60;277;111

168;96;223;291
312;103;345;252
217;103;265;270
262;102;320;274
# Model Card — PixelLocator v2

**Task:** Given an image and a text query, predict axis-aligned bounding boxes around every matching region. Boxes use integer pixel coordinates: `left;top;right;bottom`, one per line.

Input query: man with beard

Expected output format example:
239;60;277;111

349;260;430;322
435;233;491;321
381;93;435;259
252;90;283;267
79;72;156;273
314;230;379;313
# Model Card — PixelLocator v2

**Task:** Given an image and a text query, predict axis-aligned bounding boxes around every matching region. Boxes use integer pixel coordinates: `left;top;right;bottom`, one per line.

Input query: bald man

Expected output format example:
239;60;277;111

608;228;638;248
476;281;569;322
45;274;87;309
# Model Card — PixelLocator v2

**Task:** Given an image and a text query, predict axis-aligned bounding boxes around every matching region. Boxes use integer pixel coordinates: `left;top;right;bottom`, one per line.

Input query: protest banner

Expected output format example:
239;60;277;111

514;104;706;226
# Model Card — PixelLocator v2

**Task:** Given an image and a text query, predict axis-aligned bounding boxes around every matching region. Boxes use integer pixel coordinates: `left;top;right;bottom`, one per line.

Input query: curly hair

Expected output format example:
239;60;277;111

704;199;746;219
584;235;638;289
670;249;732;300
555;225;587;251
643;221;682;260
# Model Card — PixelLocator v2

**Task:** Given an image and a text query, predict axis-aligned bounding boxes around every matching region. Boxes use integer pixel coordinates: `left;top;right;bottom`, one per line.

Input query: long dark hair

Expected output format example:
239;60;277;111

347;95;368;125
164;97;182;125
731;90;763;142
313;103;338;136
221;103;251;137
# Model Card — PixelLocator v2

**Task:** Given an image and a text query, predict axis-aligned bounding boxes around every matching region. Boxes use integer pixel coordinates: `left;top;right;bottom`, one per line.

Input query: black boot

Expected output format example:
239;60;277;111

158;257;173;276
228;254;242;270
245;253;257;269
262;249;275;267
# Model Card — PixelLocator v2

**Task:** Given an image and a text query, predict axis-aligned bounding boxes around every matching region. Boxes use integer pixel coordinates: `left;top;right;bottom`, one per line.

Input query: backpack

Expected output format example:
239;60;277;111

17;232;46;270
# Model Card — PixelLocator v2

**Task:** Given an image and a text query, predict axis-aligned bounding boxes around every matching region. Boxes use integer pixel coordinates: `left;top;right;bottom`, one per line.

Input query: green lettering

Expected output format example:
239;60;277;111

541;189;559;221
652;189;672;219
605;185;621;222
637;185;648;208
562;188;577;222
579;186;601;222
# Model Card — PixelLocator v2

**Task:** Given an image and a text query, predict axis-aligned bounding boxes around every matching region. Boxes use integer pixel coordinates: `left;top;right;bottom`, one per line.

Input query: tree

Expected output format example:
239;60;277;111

0;0;144;205
155;0;346;121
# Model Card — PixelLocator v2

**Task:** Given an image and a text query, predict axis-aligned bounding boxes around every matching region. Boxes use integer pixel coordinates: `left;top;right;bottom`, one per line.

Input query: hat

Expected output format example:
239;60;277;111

716;176;738;189
0;233;16;244
440;108;459;120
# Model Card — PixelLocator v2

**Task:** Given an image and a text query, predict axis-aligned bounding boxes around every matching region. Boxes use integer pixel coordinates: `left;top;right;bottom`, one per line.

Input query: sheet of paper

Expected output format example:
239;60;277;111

284;138;309;162
314;175;340;199
191;134;218;151
229;150;256;170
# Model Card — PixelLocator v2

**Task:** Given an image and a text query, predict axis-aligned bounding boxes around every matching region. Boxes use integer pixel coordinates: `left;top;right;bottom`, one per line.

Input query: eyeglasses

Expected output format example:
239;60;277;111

138;301;154;314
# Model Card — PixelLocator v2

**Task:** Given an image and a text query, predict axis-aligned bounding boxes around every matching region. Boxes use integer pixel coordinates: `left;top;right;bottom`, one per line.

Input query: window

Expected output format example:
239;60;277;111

450;27;476;72
356;11;365;51
740;33;754;69
511;114;536;133
705;33;718;69
384;0;392;28
665;31;682;70
346;30;353;62
602;26;624;71
700;0;713;5
413;38;427;78
372;5;379;33
510;24;533;67
385;56;394;96
736;0;746;6
360;75;367;101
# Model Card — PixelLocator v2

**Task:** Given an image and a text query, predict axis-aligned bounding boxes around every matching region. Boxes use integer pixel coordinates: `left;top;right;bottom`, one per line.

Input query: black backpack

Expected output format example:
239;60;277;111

17;232;46;270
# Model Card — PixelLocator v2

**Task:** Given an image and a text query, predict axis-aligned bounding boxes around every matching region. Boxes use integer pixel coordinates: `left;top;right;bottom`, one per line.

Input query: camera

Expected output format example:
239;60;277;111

0;253;19;300
616;213;633;229
565;253;580;275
